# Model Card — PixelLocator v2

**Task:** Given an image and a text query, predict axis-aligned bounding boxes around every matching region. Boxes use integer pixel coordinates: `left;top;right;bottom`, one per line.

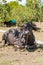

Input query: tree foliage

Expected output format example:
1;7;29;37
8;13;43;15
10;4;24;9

0;0;43;26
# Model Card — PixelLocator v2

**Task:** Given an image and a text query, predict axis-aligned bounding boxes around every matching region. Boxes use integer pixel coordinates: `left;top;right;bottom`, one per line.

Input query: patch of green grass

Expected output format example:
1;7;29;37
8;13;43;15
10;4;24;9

0;58;21;65
33;57;43;63
0;60;13;65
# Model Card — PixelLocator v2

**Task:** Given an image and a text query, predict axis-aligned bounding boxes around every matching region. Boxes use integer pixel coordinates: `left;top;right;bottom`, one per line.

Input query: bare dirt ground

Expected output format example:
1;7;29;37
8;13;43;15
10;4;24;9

0;22;43;65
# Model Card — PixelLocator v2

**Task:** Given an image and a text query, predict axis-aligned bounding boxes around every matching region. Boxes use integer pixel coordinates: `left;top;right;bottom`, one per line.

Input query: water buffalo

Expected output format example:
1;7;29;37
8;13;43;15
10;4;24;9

2;22;38;50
